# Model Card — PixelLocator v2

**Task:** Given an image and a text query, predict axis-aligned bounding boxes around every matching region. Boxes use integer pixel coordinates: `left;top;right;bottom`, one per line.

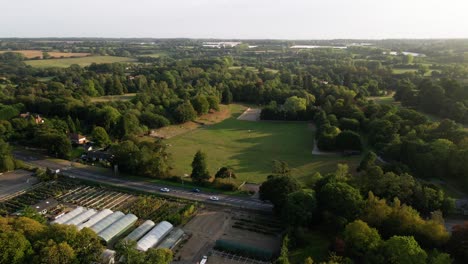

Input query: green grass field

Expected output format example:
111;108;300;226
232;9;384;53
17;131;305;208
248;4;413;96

25;56;136;68
166;104;360;184
137;52;168;58
90;93;136;103
392;68;433;76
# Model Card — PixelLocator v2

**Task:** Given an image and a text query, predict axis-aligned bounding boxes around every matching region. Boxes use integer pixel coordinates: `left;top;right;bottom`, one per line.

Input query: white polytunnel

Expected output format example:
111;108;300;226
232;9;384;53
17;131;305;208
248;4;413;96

90;211;125;234
157;228;185;249
136;221;173;251
77;209;113;230
64;209;97;226
123;220;155;242
51;206;85;224
98;214;138;243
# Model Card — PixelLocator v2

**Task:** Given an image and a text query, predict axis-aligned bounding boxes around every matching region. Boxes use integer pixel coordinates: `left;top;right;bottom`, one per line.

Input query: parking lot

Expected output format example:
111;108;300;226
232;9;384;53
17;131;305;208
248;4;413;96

0;170;37;202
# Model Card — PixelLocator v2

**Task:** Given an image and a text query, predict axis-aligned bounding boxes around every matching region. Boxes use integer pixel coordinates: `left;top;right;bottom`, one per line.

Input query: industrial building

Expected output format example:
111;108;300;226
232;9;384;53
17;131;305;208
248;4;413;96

64;209;97;226
98;213;138;243
91;211;125;234
77;209;113;230
136;221;173;251
51;206;85;224
123;220;155;242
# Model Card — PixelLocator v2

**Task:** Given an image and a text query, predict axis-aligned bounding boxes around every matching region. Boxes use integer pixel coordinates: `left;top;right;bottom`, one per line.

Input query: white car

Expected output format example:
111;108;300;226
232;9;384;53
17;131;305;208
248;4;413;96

200;256;208;264
209;196;219;201
160;187;170;192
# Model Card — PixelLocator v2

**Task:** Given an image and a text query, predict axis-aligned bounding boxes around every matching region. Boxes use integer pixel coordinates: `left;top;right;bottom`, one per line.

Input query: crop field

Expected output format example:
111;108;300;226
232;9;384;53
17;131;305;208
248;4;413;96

0;179;195;225
25;55;137;68
0;50;90;59
166;105;361;184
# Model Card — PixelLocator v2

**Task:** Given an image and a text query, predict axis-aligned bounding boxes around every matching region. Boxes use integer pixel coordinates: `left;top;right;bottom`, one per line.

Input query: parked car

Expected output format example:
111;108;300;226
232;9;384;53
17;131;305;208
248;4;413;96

160;187;170;192
200;256;208;264
209;196;219;201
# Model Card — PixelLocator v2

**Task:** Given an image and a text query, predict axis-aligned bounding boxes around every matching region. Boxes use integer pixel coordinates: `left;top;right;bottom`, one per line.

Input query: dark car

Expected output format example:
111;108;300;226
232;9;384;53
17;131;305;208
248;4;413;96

192;188;201;193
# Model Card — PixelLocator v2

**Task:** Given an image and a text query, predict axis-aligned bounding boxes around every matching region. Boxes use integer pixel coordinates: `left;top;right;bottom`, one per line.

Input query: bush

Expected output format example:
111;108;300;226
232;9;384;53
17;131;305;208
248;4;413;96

212;178;237;191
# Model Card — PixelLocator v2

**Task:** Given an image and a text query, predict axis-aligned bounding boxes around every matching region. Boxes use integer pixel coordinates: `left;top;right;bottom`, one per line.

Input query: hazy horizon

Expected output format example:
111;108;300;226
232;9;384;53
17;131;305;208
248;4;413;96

2;0;468;39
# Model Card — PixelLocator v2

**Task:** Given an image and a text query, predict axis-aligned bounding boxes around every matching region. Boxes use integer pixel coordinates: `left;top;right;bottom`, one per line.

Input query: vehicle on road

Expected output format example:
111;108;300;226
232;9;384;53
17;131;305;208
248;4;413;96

160;187;170;192
192;188;201;193
209;196;219;201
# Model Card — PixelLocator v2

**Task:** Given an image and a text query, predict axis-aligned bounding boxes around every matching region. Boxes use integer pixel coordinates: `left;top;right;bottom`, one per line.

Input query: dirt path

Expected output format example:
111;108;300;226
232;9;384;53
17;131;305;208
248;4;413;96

237;108;261;121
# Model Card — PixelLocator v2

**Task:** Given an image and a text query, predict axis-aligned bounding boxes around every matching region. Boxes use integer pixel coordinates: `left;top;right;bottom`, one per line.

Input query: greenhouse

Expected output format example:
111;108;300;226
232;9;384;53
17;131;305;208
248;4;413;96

123;220;155;242
51;206;85;224
77;209;113;230
136;221;173;251
98;213;138;243
157;228;184;249
64;209;97;226
90;211;125;234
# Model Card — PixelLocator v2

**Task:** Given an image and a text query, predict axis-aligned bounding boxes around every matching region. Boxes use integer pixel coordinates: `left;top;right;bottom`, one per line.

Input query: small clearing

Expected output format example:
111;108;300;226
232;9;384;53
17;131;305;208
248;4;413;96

237;108;261;121
149;104;237;139
90;93;136;103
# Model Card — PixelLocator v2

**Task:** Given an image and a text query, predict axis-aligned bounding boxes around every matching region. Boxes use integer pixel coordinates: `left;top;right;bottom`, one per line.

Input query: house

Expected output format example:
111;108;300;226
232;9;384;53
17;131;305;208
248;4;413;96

69;133;87;145
19;112;45;124
84;150;114;163
31;198;58;215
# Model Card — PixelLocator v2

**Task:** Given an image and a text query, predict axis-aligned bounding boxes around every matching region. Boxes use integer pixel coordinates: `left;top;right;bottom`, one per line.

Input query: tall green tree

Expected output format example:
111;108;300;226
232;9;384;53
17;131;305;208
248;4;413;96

381;236;427;264
91;126;111;147
343;220;381;257
281;189;317;226
191;150;210;183
259;175;301;211
0;140;15;172
174;101;197;123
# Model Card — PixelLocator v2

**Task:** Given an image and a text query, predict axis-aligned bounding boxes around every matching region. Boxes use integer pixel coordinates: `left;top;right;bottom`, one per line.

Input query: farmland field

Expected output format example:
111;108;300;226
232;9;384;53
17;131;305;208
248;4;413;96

166;104;361;184
0;50;90;59
25;55;136;68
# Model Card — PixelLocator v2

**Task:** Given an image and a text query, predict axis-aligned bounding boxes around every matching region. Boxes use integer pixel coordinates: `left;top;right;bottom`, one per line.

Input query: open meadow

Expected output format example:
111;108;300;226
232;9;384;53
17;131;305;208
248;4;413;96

25;55;136;68
166;104;361;184
0;50;90;59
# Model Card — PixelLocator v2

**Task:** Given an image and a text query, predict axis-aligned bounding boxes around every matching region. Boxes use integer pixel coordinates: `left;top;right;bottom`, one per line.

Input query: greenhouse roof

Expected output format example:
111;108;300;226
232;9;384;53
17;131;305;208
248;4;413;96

64;209;97;226
98;213;138;243
51;206;85;224
77;209;113;230
136;221;173;251
123;220;155;242
90;211;125;234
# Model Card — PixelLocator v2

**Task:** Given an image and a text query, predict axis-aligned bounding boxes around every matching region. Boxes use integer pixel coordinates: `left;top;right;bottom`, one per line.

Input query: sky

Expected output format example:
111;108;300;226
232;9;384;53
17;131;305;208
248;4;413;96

1;0;467;39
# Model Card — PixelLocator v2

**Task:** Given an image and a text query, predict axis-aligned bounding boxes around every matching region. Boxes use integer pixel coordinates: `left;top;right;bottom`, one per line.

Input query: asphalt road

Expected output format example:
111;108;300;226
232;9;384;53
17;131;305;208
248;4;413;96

13;150;273;212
